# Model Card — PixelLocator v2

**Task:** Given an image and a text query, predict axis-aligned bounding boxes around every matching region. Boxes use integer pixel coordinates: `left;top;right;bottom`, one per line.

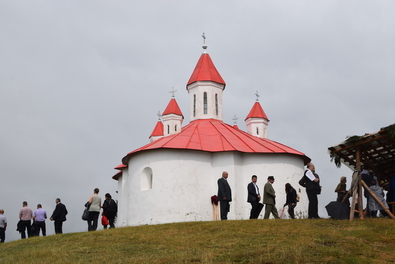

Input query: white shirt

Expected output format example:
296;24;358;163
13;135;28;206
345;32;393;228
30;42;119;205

253;183;259;195
0;214;7;228
305;169;316;181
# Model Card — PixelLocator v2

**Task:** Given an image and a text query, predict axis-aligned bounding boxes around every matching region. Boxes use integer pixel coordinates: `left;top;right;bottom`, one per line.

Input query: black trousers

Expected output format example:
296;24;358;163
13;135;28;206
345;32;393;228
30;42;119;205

107;215;116;228
54;221;63;234
287;204;296;219
20;220;31;239
35;221;46;236
249;200;261;219
219;201;230;220
307;191;319;218
88;211;100;231
0;227;5;243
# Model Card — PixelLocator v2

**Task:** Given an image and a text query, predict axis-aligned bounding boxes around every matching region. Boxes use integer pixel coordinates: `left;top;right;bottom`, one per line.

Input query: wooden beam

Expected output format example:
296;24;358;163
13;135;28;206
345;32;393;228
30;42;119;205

329;134;388;154
360;180;395;219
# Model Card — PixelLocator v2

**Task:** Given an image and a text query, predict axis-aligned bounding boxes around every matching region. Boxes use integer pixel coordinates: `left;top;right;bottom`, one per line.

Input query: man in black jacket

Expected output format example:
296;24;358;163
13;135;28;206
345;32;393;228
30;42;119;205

50;198;68;234
304;163;321;219
247;175;262;219
217;171;232;220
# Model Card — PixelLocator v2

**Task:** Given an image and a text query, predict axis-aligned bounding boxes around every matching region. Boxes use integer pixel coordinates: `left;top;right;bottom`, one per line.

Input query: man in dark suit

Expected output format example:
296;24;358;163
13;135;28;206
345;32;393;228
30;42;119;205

304;163;321;219
217;171;232;220
247;175;262;219
50;198;68;234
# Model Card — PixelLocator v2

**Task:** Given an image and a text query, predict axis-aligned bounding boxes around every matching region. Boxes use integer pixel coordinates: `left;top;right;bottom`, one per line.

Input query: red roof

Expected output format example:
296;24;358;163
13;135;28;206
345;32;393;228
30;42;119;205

113;171;122;179
149;121;164;137
245;102;269;121
162;98;183;117
121;119;310;165
114;164;127;170
186;53;226;87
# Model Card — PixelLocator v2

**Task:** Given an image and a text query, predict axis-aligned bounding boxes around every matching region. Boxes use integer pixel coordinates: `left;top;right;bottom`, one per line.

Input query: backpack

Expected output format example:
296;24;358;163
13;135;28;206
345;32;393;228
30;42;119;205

299;175;307;187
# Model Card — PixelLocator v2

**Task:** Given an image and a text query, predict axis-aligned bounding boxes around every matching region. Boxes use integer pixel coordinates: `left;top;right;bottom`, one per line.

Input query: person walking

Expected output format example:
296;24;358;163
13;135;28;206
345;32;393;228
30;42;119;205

217;171;232;220
284;183;298;219
33;204;47;236
247;175;262;219
0;209;7;243
50;198;68;234
19;201;33;239
87;188;101;231
102;193;117;229
263;176;280;219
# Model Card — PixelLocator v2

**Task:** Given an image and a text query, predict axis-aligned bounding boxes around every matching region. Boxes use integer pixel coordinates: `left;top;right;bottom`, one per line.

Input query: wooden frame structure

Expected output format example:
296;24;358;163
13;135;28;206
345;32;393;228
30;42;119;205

328;124;395;220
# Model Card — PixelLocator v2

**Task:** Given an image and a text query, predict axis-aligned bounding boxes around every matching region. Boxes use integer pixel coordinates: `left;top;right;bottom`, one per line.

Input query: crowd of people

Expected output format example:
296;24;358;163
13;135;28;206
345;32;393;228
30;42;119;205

217;162;395;221
217;162;322;220
0;188;117;243
2;165;393;243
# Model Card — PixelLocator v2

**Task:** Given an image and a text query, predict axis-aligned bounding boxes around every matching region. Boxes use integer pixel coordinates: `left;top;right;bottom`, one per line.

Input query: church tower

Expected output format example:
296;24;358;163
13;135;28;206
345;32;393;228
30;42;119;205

186;36;226;121
161;89;183;137
245;92;269;138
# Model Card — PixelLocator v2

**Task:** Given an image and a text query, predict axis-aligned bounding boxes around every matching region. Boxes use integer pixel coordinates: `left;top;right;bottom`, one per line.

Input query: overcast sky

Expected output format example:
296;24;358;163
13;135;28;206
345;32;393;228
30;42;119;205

1;1;395;242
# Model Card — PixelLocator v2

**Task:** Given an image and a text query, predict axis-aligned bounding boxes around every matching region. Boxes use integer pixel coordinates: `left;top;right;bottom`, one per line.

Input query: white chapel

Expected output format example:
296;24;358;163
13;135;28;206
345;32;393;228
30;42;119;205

112;41;311;226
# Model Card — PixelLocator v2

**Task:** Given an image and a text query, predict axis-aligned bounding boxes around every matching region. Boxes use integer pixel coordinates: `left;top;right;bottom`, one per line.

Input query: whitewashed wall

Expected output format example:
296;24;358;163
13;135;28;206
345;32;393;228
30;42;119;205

116;149;308;227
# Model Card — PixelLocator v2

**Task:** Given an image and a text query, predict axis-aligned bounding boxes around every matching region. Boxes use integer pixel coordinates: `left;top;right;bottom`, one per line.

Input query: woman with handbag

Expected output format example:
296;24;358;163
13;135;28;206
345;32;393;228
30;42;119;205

102;193;117;229
87;188;101;231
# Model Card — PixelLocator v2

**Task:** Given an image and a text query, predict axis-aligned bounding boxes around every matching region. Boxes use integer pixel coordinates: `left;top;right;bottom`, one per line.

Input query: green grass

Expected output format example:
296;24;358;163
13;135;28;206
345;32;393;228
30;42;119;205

0;218;394;263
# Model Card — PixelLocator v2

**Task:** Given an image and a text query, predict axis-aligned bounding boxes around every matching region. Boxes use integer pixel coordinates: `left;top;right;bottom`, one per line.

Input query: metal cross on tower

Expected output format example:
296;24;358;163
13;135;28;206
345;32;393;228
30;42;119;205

232;114;238;125
169;87;177;98
255;90;260;102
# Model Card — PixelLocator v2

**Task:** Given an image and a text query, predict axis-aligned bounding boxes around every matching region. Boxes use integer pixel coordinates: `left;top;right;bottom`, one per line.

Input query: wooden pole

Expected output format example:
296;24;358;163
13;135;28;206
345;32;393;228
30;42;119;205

355;149;364;219
348;171;359;221
358;176;364;219
360;180;395;219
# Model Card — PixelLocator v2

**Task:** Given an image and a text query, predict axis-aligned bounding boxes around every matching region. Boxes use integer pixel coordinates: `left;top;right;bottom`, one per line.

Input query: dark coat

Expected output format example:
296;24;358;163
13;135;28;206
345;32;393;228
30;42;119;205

103;199;118;218
304;170;321;194
247;182;260;203
286;188;297;205
51;203;68;222
217;178;232;202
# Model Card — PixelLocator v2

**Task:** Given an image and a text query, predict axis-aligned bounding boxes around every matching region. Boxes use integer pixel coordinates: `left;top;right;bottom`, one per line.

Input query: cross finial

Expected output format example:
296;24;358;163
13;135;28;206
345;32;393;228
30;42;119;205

169;87;177;98
157;110;161;120
255;90;260;102
202;32;207;52
232;114;238;125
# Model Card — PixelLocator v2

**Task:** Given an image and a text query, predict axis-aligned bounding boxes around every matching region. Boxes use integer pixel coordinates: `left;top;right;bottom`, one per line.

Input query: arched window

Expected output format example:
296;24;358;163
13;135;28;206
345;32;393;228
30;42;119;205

193;94;196;117
175;125;177;132
215;94;218;115
141;167;153;191
256;127;259;135
203;92;207;114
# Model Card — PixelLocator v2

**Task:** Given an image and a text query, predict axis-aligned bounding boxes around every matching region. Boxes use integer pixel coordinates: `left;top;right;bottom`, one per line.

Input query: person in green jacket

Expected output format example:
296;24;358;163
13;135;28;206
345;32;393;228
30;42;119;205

263;176;280;219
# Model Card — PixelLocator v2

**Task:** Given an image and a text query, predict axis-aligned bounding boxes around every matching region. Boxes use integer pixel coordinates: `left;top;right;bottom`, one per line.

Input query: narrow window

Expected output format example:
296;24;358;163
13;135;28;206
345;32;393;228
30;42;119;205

175;125;177;132
203;92;207;114
141;167;153;190
193;94;196;117
167;125;170;134
256;127;259;135
215;94;218;115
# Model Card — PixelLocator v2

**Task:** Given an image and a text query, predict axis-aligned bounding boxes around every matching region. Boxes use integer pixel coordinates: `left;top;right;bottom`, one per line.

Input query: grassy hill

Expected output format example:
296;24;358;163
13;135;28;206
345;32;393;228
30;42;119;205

0;218;394;263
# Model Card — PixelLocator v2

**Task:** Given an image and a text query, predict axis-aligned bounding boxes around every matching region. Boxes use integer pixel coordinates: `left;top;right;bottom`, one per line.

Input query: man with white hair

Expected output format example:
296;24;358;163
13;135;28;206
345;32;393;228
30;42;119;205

304;163;321;219
0;209;7;243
